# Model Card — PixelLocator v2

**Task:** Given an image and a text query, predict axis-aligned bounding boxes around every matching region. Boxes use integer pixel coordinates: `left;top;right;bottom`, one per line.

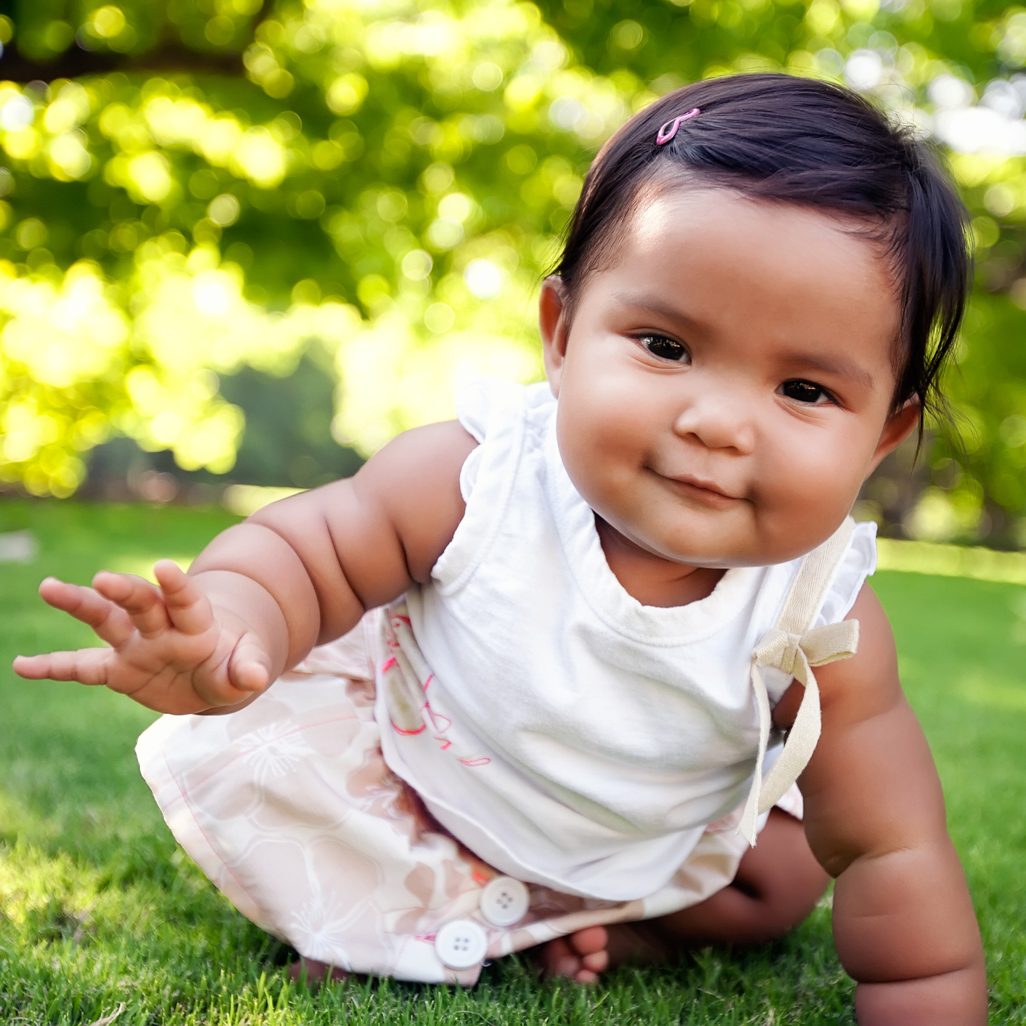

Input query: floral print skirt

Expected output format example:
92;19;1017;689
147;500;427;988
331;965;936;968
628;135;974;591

136;632;801;985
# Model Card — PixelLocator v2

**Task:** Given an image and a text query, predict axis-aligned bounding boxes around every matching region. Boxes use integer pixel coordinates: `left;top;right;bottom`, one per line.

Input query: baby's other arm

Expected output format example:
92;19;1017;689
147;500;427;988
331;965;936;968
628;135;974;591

779;584;987;1025
14;421;477;714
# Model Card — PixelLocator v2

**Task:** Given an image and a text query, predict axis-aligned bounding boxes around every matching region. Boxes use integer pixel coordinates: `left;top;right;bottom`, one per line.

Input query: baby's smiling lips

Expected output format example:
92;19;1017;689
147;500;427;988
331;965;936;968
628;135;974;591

660;472;741;506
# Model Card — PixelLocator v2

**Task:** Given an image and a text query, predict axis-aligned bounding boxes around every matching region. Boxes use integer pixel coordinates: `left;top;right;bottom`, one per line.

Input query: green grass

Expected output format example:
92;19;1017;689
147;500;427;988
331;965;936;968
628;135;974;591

0;497;1023;1025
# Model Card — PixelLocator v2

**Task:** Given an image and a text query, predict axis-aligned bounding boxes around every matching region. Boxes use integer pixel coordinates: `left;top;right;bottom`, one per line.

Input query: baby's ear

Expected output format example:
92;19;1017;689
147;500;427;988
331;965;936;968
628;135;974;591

539;276;569;397
867;400;920;476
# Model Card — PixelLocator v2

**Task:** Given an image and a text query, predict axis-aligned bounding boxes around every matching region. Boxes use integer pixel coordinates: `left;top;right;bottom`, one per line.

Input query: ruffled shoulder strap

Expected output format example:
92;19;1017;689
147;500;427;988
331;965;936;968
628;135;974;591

737;517;861;845
433;378;553;592
453;376;549;443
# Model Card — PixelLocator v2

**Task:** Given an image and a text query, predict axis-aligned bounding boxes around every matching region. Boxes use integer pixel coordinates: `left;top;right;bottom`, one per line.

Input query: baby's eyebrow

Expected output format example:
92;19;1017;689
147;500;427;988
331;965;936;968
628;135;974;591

786;353;874;390
612;292;695;326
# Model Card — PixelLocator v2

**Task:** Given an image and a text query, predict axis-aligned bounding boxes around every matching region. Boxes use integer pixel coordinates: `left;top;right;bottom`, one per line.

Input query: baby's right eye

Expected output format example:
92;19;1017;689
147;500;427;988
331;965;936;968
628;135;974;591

639;334;690;363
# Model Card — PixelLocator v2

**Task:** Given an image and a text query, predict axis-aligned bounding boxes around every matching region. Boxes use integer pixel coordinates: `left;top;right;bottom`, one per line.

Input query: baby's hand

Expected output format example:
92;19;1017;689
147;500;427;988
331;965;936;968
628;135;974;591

13;560;272;714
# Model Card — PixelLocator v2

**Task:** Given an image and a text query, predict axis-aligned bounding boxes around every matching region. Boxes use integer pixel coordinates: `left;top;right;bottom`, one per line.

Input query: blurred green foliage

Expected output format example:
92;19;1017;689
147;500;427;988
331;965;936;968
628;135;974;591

0;0;1025;542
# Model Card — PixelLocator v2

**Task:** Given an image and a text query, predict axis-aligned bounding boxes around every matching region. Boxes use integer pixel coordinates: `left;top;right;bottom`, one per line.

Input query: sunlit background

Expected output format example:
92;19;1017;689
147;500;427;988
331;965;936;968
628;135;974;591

0;0;1024;543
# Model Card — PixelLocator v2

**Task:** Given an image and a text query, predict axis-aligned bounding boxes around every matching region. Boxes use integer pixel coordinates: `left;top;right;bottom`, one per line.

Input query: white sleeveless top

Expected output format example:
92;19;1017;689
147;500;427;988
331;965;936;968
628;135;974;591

374;378;876;901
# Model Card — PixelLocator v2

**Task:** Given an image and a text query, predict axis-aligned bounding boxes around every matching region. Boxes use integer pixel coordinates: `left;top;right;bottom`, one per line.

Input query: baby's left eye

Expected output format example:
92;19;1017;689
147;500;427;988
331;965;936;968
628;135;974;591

780;380;833;405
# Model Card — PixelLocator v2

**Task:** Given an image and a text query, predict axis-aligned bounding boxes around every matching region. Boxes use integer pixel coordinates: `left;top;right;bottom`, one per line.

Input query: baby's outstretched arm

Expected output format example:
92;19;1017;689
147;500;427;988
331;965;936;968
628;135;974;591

14;421;477;714
790;584;986;1025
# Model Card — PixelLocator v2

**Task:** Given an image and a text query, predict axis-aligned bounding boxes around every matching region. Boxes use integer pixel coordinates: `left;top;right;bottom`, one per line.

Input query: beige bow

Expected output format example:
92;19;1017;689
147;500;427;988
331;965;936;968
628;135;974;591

737;619;860;845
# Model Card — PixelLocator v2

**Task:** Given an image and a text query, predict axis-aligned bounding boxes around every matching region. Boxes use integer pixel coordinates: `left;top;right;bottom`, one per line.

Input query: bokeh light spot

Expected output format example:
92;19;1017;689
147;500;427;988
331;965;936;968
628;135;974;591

424;302;455;333
326;74;369;116
207;193;241;226
152;410;183;445
472;62;503;91
464;259;503;299
401;249;433;281
0;95;34;132
294;190;326;219
15;219;47;250
91;6;127;38
127;151;173;202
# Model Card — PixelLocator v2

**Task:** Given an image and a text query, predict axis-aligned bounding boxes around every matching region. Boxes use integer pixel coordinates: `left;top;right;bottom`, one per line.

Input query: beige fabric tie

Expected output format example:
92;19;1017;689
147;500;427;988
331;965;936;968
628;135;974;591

737;518;861;846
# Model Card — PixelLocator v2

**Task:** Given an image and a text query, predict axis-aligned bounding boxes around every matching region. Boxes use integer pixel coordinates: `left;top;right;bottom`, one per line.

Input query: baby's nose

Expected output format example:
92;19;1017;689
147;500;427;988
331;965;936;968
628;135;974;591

671;394;755;453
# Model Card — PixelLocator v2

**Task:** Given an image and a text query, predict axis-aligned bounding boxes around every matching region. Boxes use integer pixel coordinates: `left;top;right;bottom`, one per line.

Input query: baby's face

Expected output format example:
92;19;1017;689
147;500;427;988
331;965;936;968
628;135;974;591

541;187;918;568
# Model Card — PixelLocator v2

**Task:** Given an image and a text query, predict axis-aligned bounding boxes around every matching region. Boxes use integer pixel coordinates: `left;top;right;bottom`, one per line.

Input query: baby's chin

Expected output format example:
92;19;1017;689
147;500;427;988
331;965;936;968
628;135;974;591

629;527;841;570
597;502;855;569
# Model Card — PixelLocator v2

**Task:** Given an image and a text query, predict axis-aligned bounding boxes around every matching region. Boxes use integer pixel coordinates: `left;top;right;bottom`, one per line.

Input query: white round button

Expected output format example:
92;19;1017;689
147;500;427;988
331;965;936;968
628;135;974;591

435;919;488;969
480;876;531;927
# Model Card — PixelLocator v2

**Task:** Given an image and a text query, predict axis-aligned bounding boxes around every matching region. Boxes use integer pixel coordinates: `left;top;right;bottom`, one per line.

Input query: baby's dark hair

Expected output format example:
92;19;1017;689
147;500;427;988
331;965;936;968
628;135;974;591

554;73;971;419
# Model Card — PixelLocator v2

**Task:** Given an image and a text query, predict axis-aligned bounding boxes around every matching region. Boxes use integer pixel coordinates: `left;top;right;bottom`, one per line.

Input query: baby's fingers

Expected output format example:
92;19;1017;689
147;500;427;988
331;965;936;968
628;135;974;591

13;647;111;686
92;570;170;637
228;635;273;694
37;577;134;647
153;560;214;636
189;634;272;709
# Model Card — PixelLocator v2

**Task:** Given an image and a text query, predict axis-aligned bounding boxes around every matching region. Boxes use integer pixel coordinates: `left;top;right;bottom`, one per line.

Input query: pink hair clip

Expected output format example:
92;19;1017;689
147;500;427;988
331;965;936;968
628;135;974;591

655;108;701;145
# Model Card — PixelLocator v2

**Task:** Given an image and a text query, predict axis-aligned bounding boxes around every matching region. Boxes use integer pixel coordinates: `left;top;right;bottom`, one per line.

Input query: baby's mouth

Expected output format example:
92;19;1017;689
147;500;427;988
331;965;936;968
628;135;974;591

659;471;742;506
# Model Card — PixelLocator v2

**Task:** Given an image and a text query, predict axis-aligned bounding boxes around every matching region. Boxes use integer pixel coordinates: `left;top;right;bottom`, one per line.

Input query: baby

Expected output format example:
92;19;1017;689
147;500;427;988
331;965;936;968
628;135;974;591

16;73;987;1023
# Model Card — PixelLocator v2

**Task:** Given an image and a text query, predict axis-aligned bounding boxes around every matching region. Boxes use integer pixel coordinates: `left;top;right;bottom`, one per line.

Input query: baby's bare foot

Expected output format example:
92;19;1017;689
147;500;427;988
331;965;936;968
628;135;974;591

287;957;349;987
542;923;672;983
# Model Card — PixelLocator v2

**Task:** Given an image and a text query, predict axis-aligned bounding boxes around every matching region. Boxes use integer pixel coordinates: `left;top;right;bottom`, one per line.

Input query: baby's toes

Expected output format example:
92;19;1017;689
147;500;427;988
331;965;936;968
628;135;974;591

569;925;608;958
568;926;609;980
541;936;583;979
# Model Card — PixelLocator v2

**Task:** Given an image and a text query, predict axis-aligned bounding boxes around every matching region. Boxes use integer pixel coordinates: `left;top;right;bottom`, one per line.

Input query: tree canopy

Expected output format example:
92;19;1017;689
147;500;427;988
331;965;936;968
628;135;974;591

0;0;1024;542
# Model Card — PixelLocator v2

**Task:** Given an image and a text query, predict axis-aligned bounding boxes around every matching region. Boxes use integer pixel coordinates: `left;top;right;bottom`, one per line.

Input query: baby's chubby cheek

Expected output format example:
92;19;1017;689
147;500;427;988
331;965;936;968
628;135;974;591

553;424;655;534
754;451;869;559
556;431;634;515
554;383;640;472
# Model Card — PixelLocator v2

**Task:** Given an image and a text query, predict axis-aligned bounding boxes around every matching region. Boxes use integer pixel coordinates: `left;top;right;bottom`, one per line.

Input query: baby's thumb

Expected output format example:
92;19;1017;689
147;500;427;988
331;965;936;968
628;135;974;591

229;637;273;693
